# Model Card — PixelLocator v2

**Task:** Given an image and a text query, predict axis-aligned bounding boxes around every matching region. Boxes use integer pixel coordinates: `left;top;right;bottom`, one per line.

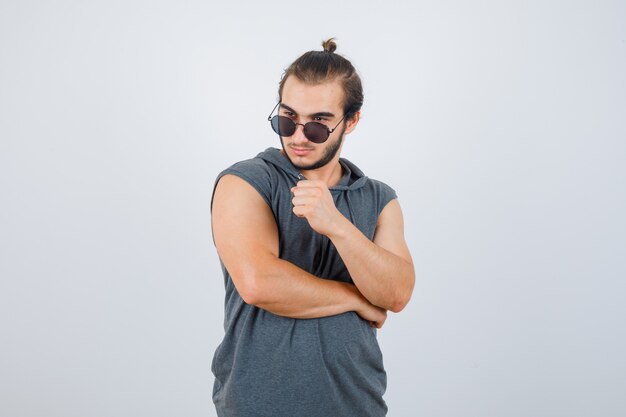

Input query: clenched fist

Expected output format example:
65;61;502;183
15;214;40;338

291;180;345;237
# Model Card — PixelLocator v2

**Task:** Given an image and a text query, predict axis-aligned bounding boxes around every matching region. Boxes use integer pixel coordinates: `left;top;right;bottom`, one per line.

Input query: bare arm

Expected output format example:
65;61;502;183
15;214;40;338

327;198;415;313
211;174;386;326
289;180;415;313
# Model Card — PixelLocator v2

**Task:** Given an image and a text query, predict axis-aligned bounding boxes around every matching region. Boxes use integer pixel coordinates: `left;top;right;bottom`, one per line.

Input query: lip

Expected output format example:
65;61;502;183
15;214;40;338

291;147;313;156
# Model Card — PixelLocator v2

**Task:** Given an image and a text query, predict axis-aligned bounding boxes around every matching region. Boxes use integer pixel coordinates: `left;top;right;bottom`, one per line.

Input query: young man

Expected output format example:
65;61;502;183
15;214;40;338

210;39;414;417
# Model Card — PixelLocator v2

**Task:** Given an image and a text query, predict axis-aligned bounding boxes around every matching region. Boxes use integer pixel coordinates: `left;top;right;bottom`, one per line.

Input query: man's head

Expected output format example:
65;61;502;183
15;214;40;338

275;38;364;171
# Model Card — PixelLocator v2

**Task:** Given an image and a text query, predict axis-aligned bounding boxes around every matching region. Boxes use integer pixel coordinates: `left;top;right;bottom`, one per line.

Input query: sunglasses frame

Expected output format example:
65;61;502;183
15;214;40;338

267;102;346;144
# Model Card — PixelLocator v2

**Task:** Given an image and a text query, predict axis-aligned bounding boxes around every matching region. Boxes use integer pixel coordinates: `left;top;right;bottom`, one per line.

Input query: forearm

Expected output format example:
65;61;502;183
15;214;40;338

328;216;414;312
240;256;366;319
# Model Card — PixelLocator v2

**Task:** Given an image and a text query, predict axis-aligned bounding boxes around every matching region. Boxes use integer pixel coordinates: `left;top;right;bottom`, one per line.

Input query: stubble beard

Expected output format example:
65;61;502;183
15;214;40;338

280;124;346;171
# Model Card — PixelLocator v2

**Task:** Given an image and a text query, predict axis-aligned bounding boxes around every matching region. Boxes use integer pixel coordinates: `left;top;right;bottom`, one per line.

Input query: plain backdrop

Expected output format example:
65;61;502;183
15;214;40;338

1;1;625;416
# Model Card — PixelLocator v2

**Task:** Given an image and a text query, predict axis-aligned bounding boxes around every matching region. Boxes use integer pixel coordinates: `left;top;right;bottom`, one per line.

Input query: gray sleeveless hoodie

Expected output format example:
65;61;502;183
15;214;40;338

210;147;397;417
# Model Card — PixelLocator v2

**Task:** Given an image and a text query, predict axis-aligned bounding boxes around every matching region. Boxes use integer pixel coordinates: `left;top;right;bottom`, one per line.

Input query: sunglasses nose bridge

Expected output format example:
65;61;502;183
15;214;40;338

290;121;310;142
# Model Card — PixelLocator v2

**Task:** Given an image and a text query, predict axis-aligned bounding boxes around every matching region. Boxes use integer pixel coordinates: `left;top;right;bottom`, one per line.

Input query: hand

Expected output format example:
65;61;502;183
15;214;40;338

357;301;388;329
291;180;344;236
345;283;388;329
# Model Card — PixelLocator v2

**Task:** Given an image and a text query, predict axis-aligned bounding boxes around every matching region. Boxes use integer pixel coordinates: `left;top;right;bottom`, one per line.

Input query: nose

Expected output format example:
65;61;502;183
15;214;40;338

291;122;310;144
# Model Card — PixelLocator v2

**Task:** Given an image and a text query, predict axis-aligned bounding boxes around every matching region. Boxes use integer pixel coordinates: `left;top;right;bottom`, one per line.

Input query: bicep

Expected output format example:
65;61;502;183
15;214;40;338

372;198;413;267
211;174;279;295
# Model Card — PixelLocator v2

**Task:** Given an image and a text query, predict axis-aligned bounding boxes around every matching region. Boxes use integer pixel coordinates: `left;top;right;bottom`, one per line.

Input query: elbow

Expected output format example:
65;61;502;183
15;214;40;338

234;253;287;306
234;268;268;306
238;282;260;306
389;270;415;313
221;251;279;306
389;295;410;313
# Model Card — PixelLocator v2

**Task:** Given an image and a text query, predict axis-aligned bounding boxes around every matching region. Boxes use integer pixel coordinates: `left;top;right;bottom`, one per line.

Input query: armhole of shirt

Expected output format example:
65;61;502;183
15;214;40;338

210;166;273;214
209;165;273;246
377;182;398;218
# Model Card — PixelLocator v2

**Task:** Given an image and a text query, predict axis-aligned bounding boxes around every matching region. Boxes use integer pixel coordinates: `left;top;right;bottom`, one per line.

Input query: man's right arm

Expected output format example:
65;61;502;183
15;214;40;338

211;174;386;327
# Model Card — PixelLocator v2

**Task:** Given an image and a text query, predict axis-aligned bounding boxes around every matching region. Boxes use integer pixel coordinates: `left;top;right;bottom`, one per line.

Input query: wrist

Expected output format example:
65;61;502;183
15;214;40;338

341;282;367;312
327;211;352;240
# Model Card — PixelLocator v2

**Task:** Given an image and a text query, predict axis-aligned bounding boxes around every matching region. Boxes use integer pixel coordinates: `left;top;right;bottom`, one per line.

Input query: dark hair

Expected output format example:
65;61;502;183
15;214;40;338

278;38;364;122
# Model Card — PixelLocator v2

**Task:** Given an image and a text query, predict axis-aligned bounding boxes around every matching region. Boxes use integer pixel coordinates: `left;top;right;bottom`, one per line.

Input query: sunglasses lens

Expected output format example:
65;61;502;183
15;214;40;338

303;122;329;143
270;114;330;143
271;116;296;137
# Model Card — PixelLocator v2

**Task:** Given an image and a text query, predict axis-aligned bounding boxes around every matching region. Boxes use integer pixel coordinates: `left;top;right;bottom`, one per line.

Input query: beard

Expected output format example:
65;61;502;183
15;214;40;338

280;124;346;171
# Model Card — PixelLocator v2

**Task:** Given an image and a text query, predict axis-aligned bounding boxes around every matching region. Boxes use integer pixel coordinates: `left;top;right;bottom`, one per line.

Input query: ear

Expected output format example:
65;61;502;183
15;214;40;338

343;111;360;135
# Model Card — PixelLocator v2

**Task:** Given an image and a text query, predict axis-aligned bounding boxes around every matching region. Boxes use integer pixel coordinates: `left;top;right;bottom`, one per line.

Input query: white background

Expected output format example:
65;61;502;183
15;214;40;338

1;1;625;416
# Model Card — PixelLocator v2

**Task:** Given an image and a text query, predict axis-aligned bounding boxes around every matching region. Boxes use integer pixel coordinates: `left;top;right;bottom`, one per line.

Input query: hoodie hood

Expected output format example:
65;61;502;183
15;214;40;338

255;147;369;191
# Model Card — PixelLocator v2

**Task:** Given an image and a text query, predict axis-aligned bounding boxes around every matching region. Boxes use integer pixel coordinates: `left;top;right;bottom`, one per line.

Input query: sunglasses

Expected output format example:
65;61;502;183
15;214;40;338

267;102;346;144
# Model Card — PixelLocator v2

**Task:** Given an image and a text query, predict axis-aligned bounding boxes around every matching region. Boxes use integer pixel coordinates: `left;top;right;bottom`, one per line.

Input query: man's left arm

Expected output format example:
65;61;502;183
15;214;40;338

291;180;415;313
328;198;415;313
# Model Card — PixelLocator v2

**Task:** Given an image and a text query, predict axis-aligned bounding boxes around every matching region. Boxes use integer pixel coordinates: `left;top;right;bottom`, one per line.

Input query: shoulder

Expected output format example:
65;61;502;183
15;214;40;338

365;177;398;200
216;156;273;186
366;177;397;197
362;177;398;215
211;157;274;211
219;157;272;179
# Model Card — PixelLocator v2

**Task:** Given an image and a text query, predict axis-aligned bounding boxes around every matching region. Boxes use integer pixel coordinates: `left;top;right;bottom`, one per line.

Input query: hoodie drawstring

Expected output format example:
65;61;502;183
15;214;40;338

345;193;357;231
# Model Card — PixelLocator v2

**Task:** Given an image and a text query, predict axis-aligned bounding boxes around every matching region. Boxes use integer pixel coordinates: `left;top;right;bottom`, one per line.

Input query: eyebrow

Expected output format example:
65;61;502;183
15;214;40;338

279;103;336;119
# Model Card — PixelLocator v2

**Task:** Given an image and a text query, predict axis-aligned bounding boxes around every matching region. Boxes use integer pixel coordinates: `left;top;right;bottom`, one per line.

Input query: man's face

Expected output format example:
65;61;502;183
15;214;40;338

278;75;357;171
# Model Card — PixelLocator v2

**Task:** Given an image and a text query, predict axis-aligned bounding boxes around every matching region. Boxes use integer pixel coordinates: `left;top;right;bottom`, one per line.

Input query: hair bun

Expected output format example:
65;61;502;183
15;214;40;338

322;38;337;53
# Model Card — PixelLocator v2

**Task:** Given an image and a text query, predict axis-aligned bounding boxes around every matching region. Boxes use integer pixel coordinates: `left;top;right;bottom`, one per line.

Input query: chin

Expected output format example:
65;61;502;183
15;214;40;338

280;138;334;170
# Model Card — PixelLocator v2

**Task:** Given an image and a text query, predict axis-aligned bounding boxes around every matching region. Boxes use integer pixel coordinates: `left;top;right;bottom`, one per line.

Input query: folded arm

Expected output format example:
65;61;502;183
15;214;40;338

211;174;386;327
327;198;415;313
288;179;414;313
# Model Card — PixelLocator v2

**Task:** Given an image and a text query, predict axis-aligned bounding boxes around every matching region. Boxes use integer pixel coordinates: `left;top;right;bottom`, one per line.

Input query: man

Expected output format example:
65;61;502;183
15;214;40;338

210;38;415;417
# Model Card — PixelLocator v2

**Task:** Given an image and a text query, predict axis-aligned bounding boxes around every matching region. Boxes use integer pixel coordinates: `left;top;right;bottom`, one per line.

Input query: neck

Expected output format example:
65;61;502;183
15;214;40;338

279;149;344;188
300;159;344;188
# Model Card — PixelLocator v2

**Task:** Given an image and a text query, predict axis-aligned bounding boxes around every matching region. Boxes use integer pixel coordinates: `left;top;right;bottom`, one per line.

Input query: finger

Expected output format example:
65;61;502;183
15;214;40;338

291;197;317;206
291;187;322;197
296;180;327;189
292;206;307;217
296;180;320;187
